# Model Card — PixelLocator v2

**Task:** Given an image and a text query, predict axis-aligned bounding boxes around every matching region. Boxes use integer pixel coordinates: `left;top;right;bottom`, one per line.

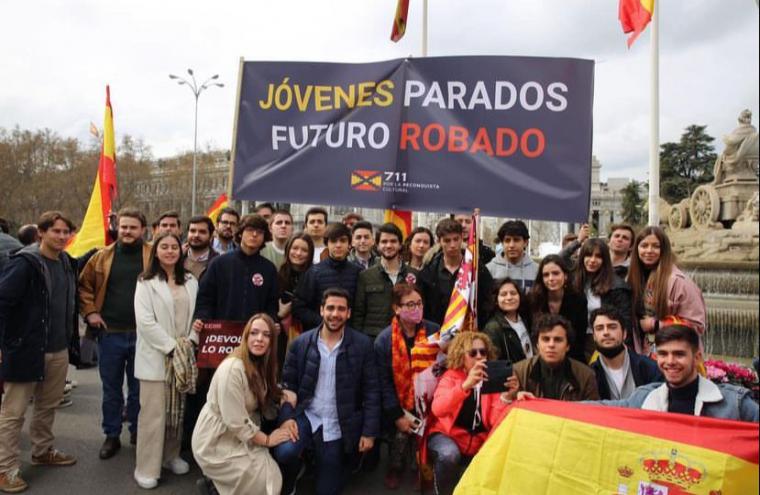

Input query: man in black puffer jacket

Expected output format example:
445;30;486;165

293;223;362;330
274;288;380;495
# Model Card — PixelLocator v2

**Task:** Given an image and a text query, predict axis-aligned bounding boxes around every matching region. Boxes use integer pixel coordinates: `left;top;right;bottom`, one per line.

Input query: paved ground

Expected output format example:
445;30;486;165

11;366;423;494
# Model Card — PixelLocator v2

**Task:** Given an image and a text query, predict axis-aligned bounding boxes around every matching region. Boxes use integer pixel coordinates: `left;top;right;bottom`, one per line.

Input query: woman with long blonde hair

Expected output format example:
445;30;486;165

192;314;297;495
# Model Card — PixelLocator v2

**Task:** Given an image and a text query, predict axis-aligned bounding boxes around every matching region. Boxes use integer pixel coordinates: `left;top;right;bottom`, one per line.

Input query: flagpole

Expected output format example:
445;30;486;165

422;0;428;57
413;0;429;230
647;3;660;226
229;57;245;214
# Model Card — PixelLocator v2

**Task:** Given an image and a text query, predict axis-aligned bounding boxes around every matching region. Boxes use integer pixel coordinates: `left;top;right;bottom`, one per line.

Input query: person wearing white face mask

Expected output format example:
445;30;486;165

373;282;440;489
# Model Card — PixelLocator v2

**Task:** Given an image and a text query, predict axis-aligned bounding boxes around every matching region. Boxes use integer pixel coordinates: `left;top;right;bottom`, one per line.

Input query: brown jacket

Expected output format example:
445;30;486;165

513;356;599;401
78;242;152;317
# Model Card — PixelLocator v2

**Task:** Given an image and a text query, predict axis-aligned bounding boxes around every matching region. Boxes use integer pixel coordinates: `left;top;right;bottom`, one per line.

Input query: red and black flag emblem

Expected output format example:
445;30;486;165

351;170;382;191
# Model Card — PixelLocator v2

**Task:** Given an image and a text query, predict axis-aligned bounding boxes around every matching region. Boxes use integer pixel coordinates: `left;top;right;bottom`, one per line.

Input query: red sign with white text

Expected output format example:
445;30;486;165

196;320;246;369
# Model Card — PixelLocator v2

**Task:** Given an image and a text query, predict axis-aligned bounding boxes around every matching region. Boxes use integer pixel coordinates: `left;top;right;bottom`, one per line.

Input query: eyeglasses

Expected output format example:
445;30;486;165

468;348;488;358
218;220;237;226
401;301;423;310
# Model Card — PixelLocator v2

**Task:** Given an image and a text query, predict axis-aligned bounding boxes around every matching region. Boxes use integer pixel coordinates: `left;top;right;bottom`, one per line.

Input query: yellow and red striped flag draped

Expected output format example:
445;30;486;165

67;86;117;257
383;209;412;239
205;193;228;224
410;338;440;376
390;0;410;42
456;399;759;494
440;212;478;341
619;0;654;48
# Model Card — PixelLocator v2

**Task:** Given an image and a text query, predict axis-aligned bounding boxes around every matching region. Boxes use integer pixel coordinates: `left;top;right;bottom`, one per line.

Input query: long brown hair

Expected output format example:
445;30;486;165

277;233;314;293
229;313;282;406
574;238;614;296
529;254;571;314
141;232;187;284
628;226;676;318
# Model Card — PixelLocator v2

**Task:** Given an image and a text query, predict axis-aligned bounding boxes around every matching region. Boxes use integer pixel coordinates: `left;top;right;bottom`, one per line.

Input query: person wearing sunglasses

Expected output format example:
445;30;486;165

507;313;599;402
426;331;514;494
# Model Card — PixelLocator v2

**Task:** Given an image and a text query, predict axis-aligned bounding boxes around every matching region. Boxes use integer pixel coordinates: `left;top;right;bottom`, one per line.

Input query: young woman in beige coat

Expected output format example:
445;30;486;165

192;314;297;495
133;233;198;489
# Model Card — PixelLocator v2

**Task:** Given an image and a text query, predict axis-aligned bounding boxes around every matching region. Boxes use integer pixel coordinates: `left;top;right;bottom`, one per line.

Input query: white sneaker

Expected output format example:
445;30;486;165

163;457;189;475
134;472;158;489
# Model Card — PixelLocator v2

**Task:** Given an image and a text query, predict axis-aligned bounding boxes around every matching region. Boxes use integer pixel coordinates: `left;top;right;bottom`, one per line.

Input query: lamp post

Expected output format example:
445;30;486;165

168;69;223;216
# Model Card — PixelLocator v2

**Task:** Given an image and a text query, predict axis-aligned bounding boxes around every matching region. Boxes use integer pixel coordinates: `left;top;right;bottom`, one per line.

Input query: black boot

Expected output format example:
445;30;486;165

99;436;121;459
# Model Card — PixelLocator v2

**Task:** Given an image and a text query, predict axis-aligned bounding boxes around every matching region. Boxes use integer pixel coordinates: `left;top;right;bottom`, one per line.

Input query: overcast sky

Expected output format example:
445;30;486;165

1;0;757;181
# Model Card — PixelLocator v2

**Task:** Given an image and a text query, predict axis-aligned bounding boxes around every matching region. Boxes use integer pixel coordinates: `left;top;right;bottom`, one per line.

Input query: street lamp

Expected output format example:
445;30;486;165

168;69;224;216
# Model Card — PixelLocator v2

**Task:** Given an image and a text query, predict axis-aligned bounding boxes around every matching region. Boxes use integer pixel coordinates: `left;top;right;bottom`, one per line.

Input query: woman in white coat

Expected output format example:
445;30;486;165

192;313;297;495
133;232;198;489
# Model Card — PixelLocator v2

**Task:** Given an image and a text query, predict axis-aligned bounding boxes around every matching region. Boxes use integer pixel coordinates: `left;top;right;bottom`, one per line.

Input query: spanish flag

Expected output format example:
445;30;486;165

440;212;478;340
383;209;412;239
67;86;117;257
205;193;228;224
456;399;759;494
619;0;654;48
391;0;410;42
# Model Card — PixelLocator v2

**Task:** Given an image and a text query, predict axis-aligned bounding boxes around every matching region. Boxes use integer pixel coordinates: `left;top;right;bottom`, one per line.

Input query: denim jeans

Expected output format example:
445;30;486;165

428;433;465;494
97;332;139;437
272;413;347;495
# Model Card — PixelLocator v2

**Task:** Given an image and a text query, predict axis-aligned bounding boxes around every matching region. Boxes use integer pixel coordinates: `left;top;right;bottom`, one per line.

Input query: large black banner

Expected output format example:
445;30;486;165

232;56;594;221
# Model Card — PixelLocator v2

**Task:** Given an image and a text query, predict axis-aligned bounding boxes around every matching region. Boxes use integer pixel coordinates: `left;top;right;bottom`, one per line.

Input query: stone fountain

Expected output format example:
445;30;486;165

660;110;759;358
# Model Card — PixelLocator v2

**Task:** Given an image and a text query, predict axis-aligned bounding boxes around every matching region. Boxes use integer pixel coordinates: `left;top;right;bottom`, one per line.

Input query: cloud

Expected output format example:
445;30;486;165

1;0;757;183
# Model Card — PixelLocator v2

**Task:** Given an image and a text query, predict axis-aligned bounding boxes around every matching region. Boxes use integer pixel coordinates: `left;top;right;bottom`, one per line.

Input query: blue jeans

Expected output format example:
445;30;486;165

428;433;465;494
97;332;139;437
272;413;347;495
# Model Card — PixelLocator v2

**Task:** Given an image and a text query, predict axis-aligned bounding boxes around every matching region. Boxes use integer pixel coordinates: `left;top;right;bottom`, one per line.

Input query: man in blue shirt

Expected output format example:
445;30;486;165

274;288;380;495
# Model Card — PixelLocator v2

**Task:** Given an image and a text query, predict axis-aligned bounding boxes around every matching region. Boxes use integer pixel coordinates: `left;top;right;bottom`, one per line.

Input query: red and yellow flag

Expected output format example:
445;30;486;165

440;212;478;340
67;86;117;257
456;399;759;494
205;193;229;224
391;0;410;42
619;0;654;48
383;209;412;239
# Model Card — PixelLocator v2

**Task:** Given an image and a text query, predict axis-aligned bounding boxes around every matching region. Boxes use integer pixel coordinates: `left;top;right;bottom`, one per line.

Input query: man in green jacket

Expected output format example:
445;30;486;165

352;223;419;338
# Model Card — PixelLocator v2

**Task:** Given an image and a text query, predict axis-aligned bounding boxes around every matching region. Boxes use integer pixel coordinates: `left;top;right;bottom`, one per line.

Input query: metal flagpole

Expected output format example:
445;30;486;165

647;3;660;226
414;0;429;229
422;0;428;57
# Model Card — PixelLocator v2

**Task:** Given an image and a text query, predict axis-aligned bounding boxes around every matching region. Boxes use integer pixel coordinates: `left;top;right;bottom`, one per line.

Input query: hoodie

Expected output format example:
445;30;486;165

486;252;538;292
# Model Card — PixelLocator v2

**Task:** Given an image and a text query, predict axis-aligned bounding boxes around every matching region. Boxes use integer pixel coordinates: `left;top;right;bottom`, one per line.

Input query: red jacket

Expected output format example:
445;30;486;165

428;368;509;456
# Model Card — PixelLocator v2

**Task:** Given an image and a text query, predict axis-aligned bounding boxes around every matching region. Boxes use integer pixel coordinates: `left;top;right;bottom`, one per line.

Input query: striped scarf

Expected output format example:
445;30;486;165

390;317;428;411
164;337;197;438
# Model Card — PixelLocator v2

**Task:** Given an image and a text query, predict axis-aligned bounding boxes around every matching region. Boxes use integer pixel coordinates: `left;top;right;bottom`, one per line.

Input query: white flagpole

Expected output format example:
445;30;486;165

647;3;660;226
422;0;428;57
413;0;429;230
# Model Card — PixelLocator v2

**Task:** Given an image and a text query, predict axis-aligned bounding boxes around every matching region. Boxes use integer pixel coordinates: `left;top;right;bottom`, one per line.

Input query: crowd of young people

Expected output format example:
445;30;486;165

0;207;757;495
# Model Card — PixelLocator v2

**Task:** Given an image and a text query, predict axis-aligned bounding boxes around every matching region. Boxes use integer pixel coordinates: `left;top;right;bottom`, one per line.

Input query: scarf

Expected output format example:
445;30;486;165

164;337;197;438
391;317;428;411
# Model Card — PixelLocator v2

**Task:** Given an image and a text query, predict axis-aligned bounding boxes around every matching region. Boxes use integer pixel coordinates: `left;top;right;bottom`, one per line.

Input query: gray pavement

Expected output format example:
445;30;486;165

10;366;422;494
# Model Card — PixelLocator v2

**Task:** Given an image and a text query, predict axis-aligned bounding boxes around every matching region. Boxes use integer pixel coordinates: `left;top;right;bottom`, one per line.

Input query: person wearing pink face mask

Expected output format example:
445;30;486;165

373;282;440;489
